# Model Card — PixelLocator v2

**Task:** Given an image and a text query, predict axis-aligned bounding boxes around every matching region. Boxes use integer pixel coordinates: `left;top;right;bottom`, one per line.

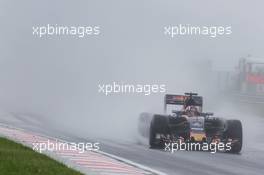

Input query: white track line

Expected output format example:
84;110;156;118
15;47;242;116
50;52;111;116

0;123;167;175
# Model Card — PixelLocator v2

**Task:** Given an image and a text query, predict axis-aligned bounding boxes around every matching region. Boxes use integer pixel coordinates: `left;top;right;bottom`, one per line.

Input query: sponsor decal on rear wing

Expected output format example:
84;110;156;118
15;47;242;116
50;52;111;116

164;94;203;113
165;94;186;105
165;94;203;105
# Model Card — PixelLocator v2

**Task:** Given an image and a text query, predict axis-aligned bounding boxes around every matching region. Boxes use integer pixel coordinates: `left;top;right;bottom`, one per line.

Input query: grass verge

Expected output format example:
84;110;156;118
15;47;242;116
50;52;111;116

0;137;83;175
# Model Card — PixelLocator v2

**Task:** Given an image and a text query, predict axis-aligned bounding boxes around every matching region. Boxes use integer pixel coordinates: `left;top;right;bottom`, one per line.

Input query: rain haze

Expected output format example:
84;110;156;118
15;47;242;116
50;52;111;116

0;0;264;143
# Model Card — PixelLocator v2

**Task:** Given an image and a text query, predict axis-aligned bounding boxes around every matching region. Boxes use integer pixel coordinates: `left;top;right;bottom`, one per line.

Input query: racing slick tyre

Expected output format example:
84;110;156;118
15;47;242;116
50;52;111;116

224;120;243;153
149;115;169;149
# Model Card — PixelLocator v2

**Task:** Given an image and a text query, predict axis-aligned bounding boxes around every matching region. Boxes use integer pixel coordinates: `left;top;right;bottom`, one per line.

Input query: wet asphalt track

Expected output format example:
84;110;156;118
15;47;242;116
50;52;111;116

0;113;264;175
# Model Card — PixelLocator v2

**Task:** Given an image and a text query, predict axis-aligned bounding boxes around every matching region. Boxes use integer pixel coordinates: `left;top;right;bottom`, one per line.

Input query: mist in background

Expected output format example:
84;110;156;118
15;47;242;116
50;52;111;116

0;0;263;141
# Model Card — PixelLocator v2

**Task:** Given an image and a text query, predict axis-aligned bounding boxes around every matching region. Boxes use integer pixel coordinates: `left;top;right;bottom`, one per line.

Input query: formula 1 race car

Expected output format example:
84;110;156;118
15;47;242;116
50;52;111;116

138;93;243;153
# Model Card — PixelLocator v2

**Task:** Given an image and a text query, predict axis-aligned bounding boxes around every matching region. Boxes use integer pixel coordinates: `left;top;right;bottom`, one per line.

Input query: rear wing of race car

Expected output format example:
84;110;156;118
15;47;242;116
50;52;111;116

164;94;203;113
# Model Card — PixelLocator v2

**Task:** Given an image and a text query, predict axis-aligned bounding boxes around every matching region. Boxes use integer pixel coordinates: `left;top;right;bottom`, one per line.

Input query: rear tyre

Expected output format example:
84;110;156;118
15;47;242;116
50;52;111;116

224;120;243;153
149;123;161;148
149;115;169;149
